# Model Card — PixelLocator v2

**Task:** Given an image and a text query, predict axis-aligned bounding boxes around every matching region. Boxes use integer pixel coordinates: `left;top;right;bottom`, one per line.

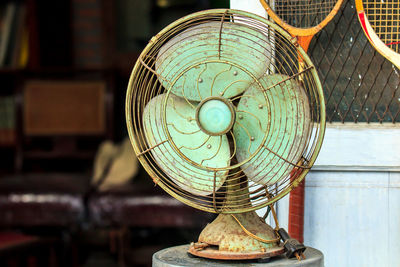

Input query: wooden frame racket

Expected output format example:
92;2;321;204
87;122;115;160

355;0;400;69
259;0;343;243
259;0;344;51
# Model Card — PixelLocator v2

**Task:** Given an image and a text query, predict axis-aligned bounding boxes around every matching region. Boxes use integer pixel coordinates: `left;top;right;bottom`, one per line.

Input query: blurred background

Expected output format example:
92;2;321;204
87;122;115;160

0;0;399;266
0;0;228;266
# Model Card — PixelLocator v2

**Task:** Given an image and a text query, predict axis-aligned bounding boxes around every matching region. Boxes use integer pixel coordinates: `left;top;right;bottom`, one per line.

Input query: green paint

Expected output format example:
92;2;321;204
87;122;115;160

143;93;230;196
234;74;311;186
155;21;271;101
125;9;326;214
198;99;233;135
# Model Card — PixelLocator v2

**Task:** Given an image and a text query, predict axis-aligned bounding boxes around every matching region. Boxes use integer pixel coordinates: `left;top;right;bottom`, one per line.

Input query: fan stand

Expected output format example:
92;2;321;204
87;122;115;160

188;177;285;260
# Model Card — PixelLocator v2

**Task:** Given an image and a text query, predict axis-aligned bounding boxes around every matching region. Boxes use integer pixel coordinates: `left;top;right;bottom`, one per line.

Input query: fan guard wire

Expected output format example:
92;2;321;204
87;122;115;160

126;9;325;214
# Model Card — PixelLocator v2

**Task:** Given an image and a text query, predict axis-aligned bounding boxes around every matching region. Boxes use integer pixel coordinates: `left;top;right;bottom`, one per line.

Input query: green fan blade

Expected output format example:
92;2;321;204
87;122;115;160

233;74;311;185
143;93;230;195
155;21;271;101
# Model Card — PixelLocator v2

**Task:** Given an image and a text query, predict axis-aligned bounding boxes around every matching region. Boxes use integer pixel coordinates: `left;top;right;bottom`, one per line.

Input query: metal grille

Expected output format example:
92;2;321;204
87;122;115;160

308;0;400;123
126;10;325;213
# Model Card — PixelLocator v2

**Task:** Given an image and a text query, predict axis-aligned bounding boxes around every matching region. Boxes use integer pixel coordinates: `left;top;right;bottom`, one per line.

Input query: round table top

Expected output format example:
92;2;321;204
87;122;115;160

153;245;324;267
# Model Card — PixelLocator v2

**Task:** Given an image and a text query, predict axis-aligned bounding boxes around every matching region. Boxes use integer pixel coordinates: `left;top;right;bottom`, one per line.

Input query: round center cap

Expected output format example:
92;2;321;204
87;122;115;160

197;98;235;136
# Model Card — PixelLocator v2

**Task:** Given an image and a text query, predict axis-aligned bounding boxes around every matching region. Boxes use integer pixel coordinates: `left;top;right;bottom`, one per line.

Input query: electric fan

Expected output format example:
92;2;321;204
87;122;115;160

126;9;325;260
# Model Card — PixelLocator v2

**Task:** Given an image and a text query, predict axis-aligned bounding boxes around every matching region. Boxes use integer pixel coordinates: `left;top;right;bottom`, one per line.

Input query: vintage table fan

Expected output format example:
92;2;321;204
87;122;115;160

126;9;325;260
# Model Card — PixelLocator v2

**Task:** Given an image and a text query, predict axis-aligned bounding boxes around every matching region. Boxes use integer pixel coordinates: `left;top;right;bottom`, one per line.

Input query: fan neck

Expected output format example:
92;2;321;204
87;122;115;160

223;174;251;211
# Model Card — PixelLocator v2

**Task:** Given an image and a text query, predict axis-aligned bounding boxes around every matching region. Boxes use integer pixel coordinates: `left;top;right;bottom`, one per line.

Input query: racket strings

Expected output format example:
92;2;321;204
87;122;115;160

363;0;400;53
272;0;337;28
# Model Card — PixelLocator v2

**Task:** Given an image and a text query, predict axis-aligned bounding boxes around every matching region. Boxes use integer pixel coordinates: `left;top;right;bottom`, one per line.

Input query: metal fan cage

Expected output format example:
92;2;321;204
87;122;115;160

126;9;325;214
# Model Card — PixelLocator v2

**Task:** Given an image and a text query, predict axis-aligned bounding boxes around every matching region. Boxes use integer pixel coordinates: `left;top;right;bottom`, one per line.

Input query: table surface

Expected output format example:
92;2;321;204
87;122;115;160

153;245;324;267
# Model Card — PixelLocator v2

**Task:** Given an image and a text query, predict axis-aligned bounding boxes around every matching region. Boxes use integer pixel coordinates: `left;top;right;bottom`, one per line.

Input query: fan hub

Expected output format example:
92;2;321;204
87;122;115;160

196;97;235;136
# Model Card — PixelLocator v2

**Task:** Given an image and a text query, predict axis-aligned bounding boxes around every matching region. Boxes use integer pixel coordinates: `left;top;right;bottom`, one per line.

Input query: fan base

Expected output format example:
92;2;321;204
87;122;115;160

188;243;284;260
187;212;285;260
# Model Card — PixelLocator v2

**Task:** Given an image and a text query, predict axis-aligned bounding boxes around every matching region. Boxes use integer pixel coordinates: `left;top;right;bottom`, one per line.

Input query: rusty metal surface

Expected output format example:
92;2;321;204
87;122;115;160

309;0;400;123
187;211;284;260
188;244;284;260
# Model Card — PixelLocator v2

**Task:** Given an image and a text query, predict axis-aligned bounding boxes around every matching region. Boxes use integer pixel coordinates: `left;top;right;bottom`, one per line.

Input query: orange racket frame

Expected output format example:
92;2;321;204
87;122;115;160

259;0;344;50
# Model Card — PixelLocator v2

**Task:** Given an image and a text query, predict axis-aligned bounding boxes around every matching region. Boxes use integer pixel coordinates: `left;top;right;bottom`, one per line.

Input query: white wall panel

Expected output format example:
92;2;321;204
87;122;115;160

230;0;266;17
304;171;391;267
388;172;400;267
314;123;400;171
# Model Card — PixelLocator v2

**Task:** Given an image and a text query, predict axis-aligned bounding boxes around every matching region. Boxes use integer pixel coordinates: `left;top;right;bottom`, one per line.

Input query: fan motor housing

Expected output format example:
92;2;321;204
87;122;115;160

196;96;236;136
